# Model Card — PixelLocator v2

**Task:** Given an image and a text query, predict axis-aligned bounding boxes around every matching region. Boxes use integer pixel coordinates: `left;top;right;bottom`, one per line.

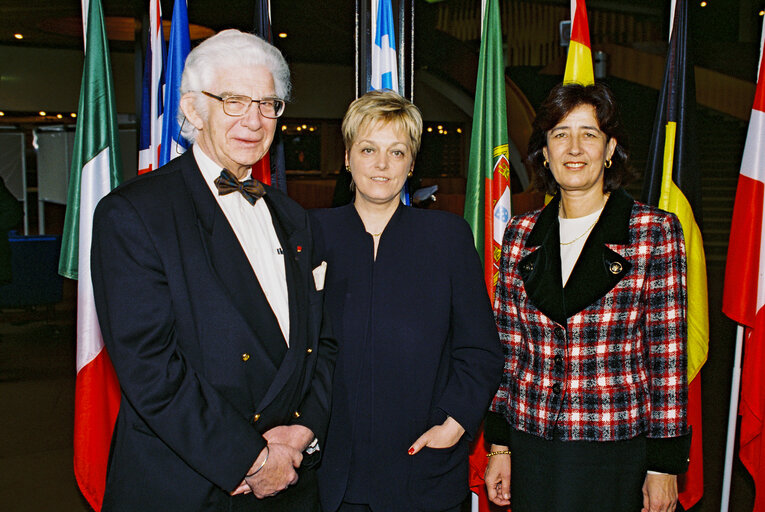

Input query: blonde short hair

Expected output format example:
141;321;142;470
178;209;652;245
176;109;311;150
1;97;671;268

342;90;423;159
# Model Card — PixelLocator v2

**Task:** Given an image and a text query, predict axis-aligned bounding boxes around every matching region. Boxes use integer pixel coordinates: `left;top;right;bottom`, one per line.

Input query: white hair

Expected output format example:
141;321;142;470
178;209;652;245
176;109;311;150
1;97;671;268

179;29;291;142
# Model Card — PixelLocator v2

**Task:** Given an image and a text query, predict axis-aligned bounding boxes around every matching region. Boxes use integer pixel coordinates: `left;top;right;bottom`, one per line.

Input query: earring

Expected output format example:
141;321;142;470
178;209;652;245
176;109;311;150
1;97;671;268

345;164;351;172
407;170;413;178
604;159;612;168
543;159;549;169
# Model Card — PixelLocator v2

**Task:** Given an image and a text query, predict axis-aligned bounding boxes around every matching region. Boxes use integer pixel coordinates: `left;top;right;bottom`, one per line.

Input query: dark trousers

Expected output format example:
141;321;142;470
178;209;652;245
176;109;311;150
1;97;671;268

336;502;461;512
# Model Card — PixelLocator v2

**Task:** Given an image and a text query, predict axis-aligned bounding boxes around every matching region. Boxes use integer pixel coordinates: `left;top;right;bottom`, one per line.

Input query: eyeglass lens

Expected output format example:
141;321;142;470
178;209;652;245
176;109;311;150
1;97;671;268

223;96;284;118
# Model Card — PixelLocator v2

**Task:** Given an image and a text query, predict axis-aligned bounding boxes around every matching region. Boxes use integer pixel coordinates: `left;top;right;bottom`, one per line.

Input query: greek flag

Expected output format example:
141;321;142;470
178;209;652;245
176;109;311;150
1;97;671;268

370;0;399;93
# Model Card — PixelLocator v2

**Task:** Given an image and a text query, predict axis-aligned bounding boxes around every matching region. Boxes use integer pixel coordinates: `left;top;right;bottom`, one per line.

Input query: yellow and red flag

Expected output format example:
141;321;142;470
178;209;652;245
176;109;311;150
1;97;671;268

563;0;594;85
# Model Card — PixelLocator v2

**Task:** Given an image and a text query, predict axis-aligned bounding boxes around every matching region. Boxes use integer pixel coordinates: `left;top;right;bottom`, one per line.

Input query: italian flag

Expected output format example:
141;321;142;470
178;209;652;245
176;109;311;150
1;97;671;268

59;0;122;509
464;0;511;510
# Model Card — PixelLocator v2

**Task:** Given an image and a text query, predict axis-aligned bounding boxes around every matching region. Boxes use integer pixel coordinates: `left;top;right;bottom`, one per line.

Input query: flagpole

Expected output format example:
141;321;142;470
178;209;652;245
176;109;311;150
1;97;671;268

721;324;745;511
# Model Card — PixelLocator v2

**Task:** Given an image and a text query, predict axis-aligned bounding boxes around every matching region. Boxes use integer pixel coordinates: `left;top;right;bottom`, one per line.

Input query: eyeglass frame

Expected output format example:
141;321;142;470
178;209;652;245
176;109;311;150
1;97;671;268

200;91;286;119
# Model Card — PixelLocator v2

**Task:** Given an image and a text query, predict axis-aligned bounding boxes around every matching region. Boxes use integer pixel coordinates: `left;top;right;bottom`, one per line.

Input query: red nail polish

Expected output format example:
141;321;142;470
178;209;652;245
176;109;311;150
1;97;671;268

408;448;414;455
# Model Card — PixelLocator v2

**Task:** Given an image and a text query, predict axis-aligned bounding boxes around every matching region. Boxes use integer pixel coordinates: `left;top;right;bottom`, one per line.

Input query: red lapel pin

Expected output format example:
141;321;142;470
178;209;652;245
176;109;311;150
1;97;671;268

296;245;302;253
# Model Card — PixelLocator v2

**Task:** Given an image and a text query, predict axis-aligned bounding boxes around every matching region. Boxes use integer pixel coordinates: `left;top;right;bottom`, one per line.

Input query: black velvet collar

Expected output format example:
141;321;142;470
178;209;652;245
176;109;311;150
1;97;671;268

518;188;635;325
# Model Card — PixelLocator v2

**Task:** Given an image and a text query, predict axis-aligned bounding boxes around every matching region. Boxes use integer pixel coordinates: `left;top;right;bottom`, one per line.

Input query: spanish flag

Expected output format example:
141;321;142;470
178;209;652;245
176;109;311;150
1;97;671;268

642;1;708;508
563;0;594;86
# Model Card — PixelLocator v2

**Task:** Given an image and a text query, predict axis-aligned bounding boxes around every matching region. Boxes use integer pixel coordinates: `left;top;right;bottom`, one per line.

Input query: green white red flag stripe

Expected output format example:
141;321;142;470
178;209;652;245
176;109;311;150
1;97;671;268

59;0;122;508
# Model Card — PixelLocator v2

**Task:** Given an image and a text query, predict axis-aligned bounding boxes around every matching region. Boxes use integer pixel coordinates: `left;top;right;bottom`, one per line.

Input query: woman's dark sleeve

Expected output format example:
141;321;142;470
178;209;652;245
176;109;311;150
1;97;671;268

434;218;503;439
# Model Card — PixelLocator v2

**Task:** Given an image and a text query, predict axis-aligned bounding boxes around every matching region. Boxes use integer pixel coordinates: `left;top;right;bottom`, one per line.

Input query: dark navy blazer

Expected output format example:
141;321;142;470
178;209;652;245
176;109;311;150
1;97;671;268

91;150;336;511
310;203;502;512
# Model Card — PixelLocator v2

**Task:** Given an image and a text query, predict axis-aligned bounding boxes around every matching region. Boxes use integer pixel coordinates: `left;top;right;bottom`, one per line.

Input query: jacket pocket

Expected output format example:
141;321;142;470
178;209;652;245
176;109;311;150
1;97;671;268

406;439;469;511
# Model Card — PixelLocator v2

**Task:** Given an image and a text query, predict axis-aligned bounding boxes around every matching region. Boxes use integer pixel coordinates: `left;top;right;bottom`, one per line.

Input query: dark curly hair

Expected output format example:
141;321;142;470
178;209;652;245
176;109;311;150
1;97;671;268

526;82;631;195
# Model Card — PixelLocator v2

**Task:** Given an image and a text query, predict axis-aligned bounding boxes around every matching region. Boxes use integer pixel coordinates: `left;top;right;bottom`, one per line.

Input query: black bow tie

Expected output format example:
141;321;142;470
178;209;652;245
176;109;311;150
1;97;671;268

214;169;266;205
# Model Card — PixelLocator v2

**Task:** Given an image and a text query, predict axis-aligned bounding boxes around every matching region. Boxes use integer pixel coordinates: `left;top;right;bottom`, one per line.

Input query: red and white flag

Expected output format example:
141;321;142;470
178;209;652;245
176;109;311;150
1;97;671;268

137;0;165;175
723;24;765;511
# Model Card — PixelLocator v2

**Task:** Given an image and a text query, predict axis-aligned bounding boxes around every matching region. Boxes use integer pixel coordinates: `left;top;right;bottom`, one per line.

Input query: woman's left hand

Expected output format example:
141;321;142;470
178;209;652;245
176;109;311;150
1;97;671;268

641;473;678;512
408;416;466;454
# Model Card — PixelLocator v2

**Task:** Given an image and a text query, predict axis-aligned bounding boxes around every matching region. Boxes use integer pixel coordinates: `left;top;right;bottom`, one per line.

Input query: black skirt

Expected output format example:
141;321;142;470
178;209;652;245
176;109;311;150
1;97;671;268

508;428;646;512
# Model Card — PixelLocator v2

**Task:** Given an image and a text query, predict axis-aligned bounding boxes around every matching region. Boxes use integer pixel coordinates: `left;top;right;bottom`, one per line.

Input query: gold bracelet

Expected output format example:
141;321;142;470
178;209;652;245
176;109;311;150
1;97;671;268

486;450;511;458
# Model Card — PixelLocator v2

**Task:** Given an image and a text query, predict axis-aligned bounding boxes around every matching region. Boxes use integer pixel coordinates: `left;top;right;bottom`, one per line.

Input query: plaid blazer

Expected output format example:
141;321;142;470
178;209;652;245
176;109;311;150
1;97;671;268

488;189;689;460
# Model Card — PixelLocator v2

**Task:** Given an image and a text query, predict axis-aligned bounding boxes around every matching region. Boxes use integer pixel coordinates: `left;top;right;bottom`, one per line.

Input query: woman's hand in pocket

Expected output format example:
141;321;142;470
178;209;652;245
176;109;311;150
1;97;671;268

408;416;465;455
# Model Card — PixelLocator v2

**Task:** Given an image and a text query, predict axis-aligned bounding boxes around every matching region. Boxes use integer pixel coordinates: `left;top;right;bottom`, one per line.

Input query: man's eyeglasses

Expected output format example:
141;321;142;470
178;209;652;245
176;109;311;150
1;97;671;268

201;91;285;119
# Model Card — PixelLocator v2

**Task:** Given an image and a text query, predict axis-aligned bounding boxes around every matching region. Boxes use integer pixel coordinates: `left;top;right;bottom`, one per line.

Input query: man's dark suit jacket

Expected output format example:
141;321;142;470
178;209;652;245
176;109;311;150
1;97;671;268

91;150;336;512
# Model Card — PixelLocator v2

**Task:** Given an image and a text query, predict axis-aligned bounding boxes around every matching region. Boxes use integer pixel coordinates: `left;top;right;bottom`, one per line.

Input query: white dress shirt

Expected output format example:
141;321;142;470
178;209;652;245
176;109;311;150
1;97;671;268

194;144;291;345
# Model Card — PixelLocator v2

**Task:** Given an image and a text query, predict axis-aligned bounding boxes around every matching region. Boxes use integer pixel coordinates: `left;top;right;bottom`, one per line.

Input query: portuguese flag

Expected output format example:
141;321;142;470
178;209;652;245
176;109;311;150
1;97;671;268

464;1;511;510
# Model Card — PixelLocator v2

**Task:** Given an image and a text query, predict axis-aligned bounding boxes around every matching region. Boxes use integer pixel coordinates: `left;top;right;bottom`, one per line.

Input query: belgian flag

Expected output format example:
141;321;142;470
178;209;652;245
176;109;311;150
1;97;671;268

642;1;708;508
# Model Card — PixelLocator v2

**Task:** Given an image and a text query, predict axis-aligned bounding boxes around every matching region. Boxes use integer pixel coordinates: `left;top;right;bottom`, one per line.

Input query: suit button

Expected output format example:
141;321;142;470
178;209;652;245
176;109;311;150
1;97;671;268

253;413;261;422
293;411;301;418
552;383;561;394
554;327;564;338
241;353;250;361
523;262;535;272
609;261;623;274
306;348;313;354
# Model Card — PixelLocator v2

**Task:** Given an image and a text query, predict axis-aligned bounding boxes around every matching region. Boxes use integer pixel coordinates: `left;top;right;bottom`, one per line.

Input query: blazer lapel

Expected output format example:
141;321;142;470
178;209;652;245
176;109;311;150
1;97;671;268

562;188;633;315
518;195;567;325
180;151;286;368
519;189;635;323
255;192;312;411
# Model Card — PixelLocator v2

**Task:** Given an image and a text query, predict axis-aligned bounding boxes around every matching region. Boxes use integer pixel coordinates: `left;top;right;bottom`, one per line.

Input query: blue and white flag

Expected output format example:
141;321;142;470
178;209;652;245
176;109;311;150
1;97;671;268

370;0;409;204
138;0;165;174
159;0;190;167
370;0;399;93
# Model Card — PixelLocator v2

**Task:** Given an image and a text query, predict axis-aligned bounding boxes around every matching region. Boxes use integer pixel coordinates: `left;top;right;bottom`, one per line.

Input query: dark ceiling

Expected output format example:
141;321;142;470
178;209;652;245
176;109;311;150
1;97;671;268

1;0;370;66
0;0;757;78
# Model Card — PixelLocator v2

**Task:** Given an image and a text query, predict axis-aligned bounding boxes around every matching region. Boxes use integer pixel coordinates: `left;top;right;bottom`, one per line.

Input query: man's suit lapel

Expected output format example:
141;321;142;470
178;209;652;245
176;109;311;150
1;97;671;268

519;189;634;323
179;151;287;368
255;191;312;411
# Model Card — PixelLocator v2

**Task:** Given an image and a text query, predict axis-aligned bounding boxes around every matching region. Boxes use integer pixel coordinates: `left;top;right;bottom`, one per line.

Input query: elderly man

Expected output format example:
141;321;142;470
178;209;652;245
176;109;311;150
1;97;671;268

91;30;335;512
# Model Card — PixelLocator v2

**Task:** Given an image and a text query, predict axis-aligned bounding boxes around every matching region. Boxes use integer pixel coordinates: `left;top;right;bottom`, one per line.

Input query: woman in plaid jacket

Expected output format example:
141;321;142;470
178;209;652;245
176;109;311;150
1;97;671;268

483;83;691;512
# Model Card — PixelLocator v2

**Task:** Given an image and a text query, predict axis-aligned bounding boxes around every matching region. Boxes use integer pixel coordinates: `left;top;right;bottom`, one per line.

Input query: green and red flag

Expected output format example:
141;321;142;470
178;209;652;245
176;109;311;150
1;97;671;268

59;0;122;508
464;1;511;510
642;0;708;508
563;0;594;85
463;0;511;296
